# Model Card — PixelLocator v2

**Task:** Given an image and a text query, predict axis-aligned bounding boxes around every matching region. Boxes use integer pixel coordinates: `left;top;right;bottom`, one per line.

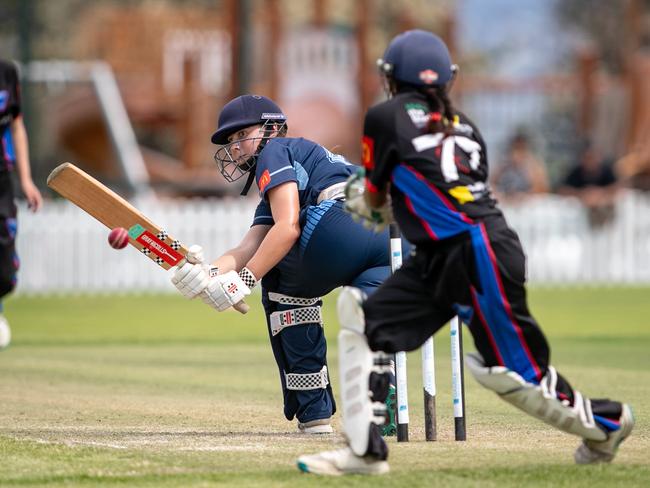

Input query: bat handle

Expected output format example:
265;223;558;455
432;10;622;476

186;244;204;264
234;300;250;314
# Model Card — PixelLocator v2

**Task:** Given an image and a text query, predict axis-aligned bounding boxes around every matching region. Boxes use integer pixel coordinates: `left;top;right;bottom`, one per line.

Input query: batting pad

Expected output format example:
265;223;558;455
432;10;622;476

466;353;607;442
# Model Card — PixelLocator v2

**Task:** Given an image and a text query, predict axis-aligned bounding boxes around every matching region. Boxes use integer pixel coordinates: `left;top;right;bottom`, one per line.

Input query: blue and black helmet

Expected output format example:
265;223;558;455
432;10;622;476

211;94;286;144
212;95;287;195
378;30;456;87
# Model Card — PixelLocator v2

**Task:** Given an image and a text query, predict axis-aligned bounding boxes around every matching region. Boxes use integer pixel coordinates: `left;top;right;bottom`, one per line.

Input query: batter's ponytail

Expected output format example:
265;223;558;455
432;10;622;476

421;86;455;137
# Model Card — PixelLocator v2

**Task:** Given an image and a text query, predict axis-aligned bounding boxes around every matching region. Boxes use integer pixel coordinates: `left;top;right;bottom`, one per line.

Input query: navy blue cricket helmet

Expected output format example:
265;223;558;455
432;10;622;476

211;94;286;144
378;30;455;87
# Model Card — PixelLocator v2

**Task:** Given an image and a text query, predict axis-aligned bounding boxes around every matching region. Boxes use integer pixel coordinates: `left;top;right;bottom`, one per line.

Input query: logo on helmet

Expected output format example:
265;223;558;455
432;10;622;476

418;69;439;84
261;112;286;120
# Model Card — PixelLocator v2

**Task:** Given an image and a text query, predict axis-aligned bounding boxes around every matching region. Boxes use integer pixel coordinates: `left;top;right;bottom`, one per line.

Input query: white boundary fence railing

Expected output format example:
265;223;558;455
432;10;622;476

14;191;650;295
501;191;650;284
15;197;258;295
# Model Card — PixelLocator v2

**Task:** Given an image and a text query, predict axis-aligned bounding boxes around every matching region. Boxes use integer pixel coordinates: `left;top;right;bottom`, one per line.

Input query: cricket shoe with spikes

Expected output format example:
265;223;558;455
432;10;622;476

574;404;635;464
297;447;389;476
297;418;333;434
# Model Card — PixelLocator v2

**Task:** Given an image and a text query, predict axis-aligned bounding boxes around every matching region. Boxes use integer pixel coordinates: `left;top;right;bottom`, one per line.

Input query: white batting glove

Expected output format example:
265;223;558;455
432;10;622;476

201;270;251;312
344;169;393;233
171;245;218;299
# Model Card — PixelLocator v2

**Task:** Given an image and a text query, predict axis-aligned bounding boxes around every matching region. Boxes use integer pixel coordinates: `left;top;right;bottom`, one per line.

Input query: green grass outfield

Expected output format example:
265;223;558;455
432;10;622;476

0;287;648;487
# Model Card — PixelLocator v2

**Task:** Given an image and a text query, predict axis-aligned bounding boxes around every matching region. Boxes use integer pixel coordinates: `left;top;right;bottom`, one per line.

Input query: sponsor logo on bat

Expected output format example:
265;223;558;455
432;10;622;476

128;224;146;240
136;230;183;266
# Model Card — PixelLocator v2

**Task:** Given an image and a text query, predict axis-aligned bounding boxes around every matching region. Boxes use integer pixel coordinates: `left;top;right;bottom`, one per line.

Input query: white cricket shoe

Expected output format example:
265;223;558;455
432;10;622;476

297;418;333;434
297;447;389;476
0;315;11;350
574;404;635;464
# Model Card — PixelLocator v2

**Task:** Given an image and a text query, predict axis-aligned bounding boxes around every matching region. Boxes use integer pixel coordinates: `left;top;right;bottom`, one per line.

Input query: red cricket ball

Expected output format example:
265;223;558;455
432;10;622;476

108;227;129;250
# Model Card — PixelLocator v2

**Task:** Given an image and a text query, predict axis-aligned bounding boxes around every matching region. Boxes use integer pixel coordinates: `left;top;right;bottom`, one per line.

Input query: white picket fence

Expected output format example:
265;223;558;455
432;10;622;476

13;191;650;295
15;196;259;295
502;191;650;284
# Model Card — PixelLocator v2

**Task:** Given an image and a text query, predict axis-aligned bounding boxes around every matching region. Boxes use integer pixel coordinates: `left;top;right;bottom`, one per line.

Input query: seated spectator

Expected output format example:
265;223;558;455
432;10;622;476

491;131;549;201
558;140;619;227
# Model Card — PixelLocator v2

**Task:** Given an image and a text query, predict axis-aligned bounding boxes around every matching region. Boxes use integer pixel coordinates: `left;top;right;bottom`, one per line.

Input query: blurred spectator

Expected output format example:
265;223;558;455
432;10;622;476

557;140;619;227
615;144;650;192
0;58;43;350
491;131;549;201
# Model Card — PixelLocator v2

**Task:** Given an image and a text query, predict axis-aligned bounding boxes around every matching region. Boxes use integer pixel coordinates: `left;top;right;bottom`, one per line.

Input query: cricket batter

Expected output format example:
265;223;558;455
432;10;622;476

0;59;42;348
297;30;634;475
172;95;399;434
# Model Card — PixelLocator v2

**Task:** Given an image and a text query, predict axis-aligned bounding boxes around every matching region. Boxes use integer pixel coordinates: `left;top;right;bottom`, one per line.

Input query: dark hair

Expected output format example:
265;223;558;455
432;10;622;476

421;85;455;136
394;80;454;136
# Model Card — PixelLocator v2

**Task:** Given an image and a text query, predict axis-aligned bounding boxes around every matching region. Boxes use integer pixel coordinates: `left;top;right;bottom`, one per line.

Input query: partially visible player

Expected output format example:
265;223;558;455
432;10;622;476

171;95;398;434
0;59;43;349
296;30;634;475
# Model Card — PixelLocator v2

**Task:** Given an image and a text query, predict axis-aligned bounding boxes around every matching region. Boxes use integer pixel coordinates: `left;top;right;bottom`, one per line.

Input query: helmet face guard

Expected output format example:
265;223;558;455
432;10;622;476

211;95;287;186
213;119;287;183
213;143;257;183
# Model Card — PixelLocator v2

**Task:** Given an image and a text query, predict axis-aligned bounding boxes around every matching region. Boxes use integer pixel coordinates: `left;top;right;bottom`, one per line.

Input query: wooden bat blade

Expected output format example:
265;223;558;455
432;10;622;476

47;162;188;270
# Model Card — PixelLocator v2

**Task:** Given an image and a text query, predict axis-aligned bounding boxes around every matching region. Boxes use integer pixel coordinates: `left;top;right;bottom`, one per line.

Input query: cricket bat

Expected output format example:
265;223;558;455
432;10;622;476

47;162;249;313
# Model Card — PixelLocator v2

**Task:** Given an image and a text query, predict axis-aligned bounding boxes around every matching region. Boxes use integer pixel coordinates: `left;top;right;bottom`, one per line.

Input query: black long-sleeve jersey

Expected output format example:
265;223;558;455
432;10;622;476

362;91;504;245
0;60;21;172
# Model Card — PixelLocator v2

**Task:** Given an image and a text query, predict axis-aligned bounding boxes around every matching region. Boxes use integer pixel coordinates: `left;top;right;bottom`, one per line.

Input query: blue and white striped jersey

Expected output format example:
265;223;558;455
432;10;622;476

252;137;355;226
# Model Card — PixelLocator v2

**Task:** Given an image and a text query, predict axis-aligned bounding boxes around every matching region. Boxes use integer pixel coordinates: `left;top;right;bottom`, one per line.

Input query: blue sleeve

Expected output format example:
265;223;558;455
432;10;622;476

256;140;297;199
252;200;274;226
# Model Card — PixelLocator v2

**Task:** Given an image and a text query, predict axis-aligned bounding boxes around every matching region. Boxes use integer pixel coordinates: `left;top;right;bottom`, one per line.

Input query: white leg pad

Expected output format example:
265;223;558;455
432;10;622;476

466;353;606;442
337;287;387;456
337;286;366;334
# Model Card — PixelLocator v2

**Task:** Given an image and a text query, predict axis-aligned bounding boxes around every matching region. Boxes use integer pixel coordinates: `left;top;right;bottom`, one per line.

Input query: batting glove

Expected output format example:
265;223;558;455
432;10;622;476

171;245;218;299
201;270;252;312
344;169;393;233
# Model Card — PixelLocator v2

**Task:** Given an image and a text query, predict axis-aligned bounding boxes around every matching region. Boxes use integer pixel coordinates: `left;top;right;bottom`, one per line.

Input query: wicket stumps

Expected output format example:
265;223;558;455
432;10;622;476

389;223;466;442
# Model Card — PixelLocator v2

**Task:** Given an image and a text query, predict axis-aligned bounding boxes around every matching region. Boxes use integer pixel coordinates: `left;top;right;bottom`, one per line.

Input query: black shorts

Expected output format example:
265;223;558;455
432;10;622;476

363;217;551;384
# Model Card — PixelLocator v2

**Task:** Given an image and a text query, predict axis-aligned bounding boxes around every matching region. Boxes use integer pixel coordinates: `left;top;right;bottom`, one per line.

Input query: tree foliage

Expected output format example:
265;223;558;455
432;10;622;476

556;0;650;73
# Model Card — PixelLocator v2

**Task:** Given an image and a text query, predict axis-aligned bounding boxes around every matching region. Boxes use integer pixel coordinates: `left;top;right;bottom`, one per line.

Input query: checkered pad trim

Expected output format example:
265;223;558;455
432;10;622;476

156;230;168;240
170;240;181;250
285;366;329;391
270;306;322;336
141;248;151;255
238;267;257;289
268;292;321;306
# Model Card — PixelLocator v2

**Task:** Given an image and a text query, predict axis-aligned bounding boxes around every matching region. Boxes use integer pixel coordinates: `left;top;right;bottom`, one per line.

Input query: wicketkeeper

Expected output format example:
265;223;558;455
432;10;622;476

171;95;401;434
297;30;635;475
